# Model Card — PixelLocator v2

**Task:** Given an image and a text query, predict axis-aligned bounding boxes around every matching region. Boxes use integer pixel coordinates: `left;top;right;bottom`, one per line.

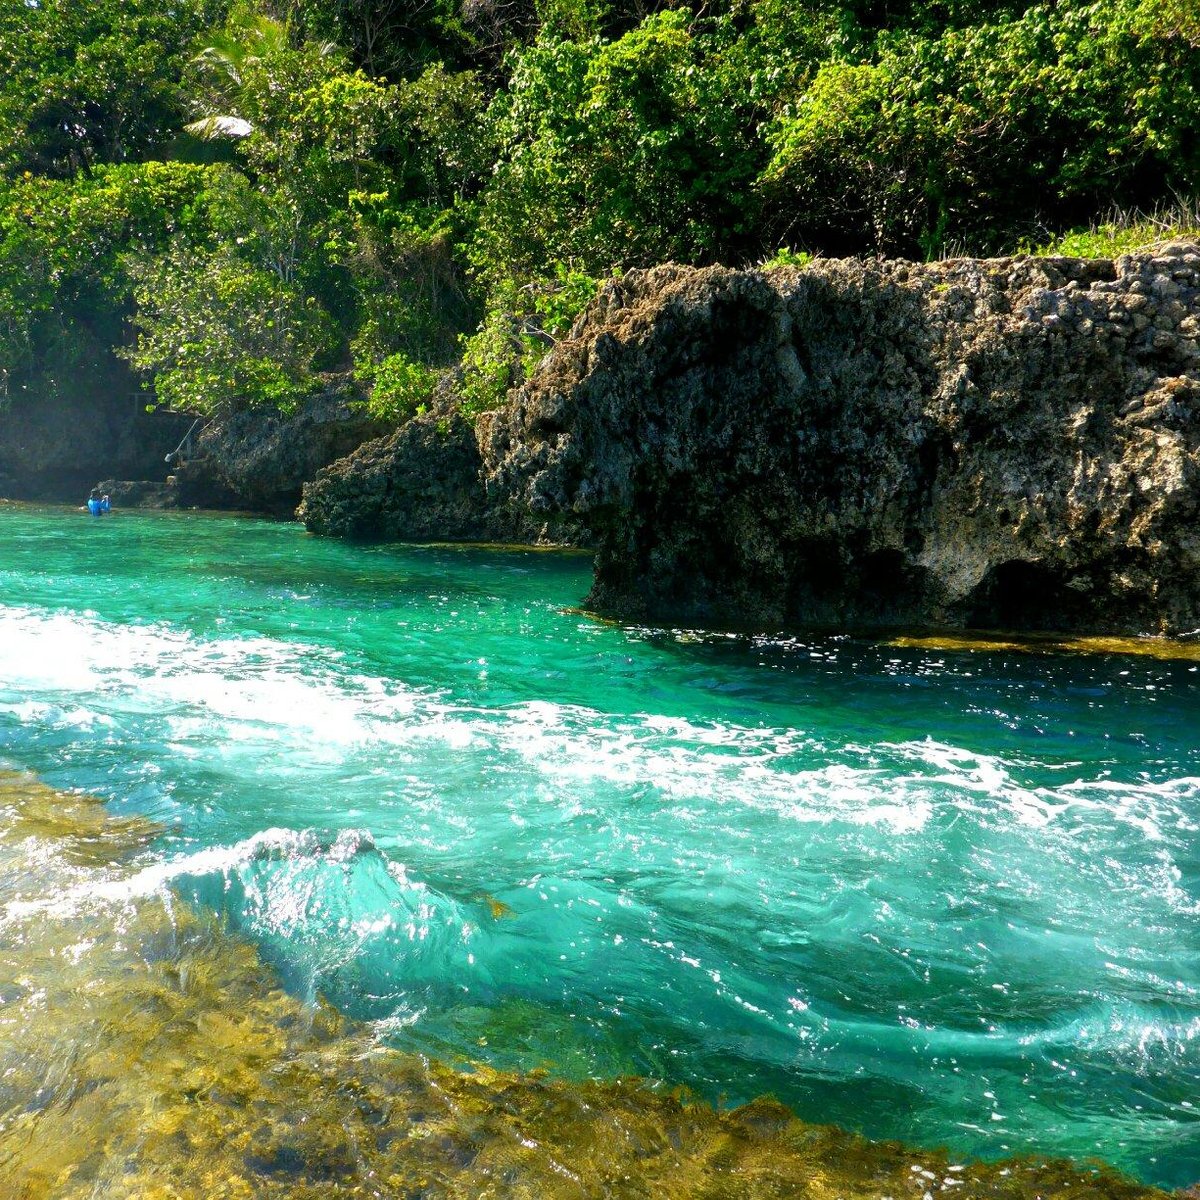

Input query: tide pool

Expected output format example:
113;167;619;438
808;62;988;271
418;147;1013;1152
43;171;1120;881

1;504;1198;1189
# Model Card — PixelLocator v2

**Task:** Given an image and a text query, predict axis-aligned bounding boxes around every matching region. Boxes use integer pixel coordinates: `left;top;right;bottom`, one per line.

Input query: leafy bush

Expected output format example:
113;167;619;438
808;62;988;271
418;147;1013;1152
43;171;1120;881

762;1;1200;256
0;162;213;397
455;266;600;419
356;352;439;422
457;307;533;419
1030;203;1200;258
759;247;814;269
471;12;760;290
125;248;336;415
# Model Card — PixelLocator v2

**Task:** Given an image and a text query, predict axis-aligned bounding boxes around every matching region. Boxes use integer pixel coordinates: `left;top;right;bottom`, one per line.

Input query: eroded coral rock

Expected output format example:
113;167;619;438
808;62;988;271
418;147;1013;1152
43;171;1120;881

305;248;1200;636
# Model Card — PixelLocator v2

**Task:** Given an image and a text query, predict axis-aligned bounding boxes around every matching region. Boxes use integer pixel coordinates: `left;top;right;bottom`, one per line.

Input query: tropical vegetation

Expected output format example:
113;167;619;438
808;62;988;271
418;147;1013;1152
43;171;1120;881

1;0;1198;417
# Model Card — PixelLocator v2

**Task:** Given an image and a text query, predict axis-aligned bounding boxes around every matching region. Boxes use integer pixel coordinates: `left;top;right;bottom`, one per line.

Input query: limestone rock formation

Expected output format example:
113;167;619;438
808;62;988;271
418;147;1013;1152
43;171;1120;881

299;409;499;541
304;247;1200;636
178;388;389;515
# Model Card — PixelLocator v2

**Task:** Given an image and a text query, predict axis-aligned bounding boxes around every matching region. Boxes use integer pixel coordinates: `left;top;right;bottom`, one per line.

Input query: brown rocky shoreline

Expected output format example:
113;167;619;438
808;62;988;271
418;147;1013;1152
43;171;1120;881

301;246;1200;637
6;246;1197;638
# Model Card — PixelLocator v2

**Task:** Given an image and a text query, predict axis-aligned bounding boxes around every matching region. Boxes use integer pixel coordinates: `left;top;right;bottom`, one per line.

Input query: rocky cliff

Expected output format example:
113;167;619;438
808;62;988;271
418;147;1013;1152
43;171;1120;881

302;247;1200;637
172;388;389;515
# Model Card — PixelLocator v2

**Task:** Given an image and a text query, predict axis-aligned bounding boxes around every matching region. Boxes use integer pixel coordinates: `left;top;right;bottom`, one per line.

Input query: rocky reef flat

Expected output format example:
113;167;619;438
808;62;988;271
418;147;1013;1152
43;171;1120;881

302;246;1200;637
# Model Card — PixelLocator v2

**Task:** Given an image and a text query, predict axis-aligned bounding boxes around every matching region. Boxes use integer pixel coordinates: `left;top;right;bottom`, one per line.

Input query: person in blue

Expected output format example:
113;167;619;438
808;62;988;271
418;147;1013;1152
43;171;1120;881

86;488;111;516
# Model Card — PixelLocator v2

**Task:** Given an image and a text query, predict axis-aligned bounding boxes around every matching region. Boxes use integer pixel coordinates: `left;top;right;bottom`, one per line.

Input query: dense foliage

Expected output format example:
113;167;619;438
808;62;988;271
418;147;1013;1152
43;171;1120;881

1;0;1197;415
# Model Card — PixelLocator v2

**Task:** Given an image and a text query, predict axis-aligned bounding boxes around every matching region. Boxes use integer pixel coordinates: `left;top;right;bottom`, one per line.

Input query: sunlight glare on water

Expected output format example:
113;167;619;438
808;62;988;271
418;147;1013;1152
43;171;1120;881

0;504;1198;1189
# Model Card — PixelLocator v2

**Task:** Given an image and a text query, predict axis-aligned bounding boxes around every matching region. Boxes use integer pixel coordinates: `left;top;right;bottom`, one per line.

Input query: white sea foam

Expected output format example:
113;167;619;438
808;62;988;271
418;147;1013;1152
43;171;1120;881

3;604;1198;929
2;826;318;920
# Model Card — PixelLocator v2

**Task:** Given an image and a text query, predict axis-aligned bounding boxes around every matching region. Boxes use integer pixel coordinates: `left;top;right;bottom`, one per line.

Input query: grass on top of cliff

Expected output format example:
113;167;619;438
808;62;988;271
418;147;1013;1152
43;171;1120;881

1030;203;1200;258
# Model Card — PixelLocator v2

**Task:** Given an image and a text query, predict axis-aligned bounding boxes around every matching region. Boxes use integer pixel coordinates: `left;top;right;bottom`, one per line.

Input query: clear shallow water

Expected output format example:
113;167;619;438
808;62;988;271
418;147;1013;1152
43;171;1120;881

1;504;1198;1188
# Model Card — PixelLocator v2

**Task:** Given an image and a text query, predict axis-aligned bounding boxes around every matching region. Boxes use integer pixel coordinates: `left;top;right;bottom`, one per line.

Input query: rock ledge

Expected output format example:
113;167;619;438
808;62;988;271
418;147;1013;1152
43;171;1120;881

303;249;1200;636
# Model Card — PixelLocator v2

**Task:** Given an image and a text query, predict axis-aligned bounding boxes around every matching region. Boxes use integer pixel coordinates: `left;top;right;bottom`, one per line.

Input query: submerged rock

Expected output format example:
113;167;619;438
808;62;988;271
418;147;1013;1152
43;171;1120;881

305;247;1200;636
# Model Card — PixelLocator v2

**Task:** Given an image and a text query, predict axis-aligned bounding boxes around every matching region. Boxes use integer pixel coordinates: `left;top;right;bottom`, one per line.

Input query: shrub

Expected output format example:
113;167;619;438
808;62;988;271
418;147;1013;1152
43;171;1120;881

358;352;439;422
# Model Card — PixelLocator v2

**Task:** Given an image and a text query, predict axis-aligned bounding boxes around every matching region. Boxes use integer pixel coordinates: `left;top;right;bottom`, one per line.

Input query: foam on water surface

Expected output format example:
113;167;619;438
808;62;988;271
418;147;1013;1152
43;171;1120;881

0;505;1198;1190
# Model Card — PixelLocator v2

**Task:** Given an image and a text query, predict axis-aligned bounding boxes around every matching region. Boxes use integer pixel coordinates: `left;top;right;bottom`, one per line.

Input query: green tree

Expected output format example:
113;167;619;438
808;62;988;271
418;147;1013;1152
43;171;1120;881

0;162;213;400
122;10;488;421
284;0;472;78
761;0;1200;255
472;11;760;289
125;246;336;415
122;15;414;411
0;0;227;178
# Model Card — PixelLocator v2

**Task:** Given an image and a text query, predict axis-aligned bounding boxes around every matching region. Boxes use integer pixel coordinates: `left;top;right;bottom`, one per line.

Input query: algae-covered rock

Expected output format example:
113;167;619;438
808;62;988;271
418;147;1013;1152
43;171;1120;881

0;769;1179;1198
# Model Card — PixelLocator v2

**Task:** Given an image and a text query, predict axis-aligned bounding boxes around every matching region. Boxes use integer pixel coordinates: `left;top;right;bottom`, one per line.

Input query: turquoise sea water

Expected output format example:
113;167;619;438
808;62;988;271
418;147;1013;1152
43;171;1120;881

1;504;1198;1188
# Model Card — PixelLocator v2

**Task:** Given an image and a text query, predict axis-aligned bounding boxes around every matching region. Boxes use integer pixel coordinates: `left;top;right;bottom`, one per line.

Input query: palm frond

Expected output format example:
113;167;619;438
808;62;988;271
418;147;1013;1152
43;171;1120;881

184;114;255;141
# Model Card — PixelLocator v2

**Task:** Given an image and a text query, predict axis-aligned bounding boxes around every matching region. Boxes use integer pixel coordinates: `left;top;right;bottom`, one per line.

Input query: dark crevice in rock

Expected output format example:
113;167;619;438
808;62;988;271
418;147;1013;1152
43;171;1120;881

964;559;1090;631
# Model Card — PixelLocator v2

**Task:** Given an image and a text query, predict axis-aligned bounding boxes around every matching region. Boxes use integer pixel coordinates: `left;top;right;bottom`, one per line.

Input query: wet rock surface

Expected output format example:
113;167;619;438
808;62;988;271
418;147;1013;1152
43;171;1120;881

317;247;1200;635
